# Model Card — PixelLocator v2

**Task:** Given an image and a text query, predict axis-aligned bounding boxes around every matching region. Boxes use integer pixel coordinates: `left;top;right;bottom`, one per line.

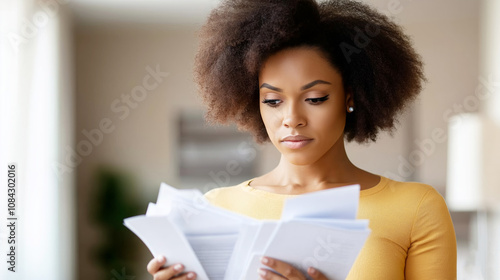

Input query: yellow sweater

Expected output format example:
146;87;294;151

204;175;457;279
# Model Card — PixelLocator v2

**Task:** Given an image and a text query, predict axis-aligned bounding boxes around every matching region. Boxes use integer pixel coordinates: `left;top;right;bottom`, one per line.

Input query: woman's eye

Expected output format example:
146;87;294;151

262;99;282;107
305;94;329;105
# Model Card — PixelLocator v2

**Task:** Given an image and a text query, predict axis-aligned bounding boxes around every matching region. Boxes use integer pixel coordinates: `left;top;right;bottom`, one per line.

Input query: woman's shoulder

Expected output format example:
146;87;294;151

360;176;453;239
375;176;448;211
363;176;446;210
382;176;440;195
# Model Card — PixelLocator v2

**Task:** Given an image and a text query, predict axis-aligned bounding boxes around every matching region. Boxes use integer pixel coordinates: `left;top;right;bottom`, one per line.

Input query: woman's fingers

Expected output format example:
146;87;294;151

146;256;196;279
307;267;329;280
258;268;288;280
172;272;197;280
147;256;166;275
152;263;187;280
259;256;329;280
259;257;306;280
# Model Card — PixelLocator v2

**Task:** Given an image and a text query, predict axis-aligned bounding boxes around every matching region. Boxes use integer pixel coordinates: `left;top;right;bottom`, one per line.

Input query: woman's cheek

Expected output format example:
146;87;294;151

262;108;279;127
260;109;279;140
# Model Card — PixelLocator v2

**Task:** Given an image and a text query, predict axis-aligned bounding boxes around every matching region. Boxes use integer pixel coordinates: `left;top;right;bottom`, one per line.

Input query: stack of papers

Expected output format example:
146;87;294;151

124;183;370;280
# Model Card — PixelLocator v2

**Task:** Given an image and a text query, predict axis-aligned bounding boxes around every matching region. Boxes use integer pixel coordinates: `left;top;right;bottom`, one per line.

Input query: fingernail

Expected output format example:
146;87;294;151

156;255;165;263
261;257;269;264
187;272;196;279
258;268;267;277
173;263;183;271
309;267;317;275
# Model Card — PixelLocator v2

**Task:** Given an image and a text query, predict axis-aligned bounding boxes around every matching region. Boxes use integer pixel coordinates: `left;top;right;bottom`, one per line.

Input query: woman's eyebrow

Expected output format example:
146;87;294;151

259;80;331;92
301;80;331;90
260;83;282;92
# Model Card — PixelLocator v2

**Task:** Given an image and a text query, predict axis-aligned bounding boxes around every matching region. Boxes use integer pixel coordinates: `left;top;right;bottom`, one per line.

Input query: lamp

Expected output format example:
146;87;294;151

446;113;500;211
446;113;483;211
446;112;500;279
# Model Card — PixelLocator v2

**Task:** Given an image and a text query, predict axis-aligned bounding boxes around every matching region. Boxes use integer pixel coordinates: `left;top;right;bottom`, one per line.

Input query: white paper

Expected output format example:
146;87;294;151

124;182;371;280
224;223;260;279
123;215;209;280
238;221;278;277
294;217;370;230
241;221;370;279
281;184;360;220
187;233;239;280
259;220;370;280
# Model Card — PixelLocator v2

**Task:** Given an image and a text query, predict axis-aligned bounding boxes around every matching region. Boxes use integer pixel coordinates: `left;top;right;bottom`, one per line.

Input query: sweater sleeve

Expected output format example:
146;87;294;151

405;188;457;279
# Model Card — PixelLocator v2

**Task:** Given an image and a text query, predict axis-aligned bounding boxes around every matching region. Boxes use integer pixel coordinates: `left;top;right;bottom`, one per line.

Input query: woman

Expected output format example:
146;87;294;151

147;0;457;279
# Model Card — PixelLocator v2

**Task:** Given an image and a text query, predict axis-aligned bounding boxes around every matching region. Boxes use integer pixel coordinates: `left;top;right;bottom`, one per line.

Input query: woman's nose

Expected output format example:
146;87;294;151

282;103;306;128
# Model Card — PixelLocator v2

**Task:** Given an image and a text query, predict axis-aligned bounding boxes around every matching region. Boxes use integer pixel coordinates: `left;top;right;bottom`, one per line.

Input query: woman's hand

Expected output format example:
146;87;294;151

146;255;197;280
258;256;328;280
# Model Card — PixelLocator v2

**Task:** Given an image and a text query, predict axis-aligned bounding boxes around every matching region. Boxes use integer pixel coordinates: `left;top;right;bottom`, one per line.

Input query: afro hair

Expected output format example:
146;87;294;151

194;0;425;144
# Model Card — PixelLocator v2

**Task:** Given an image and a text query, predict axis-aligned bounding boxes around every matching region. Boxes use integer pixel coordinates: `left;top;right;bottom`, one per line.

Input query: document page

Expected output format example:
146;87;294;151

124;182;370;280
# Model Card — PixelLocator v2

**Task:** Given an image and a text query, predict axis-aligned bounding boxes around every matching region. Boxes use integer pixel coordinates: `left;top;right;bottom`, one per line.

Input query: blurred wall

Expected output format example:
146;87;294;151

75;24;204;280
408;2;479;189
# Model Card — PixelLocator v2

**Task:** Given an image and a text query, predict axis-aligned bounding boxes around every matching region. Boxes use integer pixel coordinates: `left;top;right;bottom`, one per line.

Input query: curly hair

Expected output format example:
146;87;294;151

194;0;425;144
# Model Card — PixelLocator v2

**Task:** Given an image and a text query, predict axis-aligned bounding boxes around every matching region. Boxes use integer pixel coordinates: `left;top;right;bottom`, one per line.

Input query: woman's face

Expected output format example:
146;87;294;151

258;47;352;165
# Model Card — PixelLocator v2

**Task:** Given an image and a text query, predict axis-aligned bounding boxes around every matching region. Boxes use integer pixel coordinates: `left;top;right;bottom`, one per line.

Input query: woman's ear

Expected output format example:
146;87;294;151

345;91;354;110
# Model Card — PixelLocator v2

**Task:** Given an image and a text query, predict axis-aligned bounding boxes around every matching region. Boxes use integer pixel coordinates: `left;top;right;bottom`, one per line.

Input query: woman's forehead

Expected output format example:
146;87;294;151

258;47;342;86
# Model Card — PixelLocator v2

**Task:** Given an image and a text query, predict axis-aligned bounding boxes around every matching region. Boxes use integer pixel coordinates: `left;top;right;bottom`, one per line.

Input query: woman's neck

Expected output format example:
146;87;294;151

268;141;362;192
273;162;358;190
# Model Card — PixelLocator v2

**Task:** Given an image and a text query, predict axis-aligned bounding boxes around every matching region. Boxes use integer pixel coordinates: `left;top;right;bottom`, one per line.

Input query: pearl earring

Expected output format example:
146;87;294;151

348;106;354;112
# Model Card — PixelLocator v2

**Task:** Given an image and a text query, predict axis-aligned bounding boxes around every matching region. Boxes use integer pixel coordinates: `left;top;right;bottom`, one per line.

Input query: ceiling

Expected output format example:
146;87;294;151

69;0;478;27
69;0;223;26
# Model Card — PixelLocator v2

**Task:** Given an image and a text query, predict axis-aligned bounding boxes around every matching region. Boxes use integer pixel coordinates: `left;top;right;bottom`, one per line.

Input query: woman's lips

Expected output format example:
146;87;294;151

280;135;313;149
